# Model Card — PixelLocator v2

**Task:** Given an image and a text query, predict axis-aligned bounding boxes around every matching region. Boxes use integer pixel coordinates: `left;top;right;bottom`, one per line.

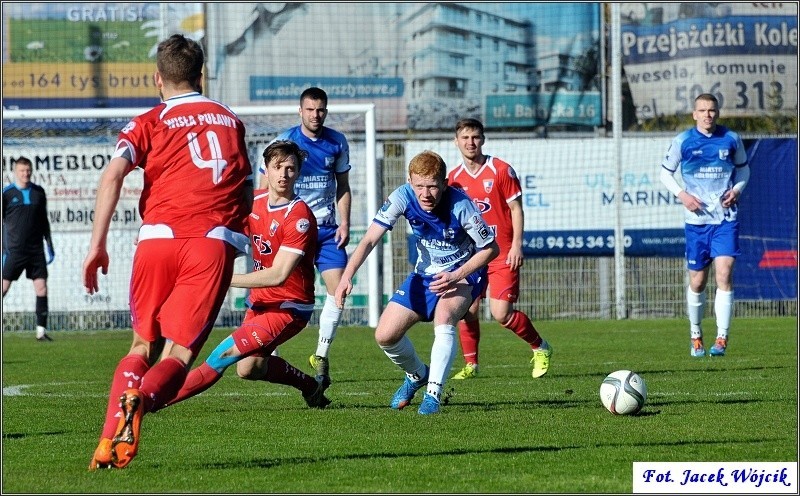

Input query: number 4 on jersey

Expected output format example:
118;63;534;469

187;131;228;184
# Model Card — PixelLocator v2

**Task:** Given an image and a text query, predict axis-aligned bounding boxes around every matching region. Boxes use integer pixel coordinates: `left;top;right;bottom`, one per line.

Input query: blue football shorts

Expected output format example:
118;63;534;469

316;224;348;273
684;220;740;271
390;268;487;322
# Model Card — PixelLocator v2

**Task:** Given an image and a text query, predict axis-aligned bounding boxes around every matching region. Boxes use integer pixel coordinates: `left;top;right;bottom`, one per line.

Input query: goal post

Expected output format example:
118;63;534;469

2;103;382;329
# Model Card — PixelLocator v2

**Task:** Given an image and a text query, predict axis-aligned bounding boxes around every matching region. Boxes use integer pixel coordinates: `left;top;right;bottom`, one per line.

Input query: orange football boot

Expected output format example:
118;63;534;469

88;437;113;470
110;389;144;468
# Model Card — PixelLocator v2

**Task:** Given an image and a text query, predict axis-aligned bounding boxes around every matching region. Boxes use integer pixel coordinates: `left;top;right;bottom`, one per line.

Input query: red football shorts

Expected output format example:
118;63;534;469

231;306;311;357
484;261;520;303
129;237;236;355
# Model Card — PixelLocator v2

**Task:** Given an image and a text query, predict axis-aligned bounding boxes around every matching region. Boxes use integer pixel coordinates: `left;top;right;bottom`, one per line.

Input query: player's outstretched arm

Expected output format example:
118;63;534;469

82;158;127;294
335;222;385;308
335;170;351;249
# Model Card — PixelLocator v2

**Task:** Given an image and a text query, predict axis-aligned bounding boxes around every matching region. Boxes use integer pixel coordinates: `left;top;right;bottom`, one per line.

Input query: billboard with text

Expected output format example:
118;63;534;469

620;3;798;121
1;3;206;109
4;3;602;131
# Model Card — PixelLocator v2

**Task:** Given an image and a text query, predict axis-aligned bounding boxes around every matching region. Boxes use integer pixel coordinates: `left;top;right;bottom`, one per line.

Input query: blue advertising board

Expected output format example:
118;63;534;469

735;139;797;300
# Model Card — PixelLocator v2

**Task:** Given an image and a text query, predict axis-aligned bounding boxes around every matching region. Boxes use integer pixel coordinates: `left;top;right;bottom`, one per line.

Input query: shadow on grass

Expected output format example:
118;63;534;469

3;430;66;439
554;363;794;380
647;397;761;407
320;390;766;414
196;435;788;470
450;397;594;410
199;444;569;470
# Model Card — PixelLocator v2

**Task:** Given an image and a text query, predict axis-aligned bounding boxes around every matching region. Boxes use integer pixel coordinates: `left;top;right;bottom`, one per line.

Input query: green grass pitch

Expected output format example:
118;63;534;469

2;316;796;493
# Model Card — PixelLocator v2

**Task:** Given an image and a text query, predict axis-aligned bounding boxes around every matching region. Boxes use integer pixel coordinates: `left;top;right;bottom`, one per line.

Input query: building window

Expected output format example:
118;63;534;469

450;55;465;68
435;79;465;98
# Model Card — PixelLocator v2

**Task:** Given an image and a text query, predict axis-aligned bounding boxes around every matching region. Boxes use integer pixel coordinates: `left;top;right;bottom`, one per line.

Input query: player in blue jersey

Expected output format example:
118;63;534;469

335;150;499;414
660;93;750;358
259;87;351;388
2;156;55;341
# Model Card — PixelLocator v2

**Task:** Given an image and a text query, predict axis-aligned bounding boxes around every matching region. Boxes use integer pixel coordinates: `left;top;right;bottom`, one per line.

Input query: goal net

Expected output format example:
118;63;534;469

2;104;381;331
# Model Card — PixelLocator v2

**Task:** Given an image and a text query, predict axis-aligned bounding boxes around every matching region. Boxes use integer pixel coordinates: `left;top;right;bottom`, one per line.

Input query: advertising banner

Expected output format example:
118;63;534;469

6;3;601;131
408;137;686;257
202;2;603;131
1;3;208;109
3;137;795;312
2;143;143;312
2;144;142;232
620;3;798;120
1;140;377;312
735;139;797;300
406;133;798;303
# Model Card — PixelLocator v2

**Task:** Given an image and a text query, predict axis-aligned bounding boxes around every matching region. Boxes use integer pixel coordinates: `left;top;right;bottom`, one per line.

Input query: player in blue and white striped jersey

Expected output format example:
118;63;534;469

335;150;499;414
660;92;750;358
259;87;351;388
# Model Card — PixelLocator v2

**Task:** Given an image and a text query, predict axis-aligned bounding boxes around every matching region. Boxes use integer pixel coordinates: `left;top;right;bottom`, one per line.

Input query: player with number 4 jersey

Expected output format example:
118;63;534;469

84;34;252;471
120;93;251;240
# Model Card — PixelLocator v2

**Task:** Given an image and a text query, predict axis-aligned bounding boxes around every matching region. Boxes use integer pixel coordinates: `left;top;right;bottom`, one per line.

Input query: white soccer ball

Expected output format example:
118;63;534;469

599;369;647;415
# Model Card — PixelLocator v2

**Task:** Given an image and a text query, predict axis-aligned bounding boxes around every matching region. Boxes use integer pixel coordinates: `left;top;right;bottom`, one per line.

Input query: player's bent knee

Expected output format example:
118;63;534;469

493;310;514;325
375;330;402;348
236;361;261;380
235;355;268;380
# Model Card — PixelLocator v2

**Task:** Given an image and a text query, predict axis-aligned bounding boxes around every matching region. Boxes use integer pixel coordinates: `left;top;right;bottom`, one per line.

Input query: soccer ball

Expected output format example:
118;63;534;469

599;370;647;415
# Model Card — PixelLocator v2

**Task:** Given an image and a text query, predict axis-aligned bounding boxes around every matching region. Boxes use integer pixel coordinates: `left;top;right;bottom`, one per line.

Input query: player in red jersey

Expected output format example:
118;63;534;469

83;34;253;470
162;140;330;412
446;118;552;380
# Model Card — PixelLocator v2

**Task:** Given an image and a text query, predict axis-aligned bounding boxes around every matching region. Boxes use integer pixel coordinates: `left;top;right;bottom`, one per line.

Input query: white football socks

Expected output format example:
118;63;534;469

427;324;457;401
714;289;733;339
380;335;426;380
316;294;341;357
686;288;706;339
